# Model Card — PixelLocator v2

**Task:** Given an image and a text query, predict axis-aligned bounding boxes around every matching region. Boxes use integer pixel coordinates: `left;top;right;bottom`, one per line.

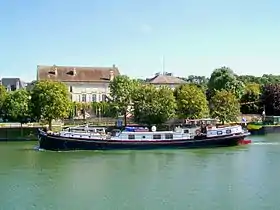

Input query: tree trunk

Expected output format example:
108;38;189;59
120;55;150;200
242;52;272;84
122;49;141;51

124;108;127;127
20;122;23;137
48;119;52;131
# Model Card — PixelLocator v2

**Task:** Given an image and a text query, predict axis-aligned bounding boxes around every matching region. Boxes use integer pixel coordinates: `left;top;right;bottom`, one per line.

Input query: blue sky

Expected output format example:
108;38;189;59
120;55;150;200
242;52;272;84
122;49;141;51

1;0;280;82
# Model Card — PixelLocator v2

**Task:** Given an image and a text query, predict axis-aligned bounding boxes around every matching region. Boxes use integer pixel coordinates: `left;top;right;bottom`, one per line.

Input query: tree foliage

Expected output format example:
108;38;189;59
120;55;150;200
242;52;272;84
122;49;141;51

133;85;176;125
109;75;135;109
109;75;139;124
240;83;261;114
208;66;245;99
174;84;209;119
178;75;209;90
0;85;8;117
261;84;280;116
210;90;240;124
2;89;31;123
30;80;71;129
91;101;118;118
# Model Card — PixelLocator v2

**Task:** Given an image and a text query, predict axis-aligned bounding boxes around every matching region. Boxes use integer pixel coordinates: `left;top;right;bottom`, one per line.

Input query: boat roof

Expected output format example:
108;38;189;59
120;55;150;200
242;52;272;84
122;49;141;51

69;126;106;129
122;131;175;134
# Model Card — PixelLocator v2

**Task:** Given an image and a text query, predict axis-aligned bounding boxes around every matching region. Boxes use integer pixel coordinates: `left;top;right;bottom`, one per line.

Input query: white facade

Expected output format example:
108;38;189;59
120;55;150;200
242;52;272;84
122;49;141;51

65;82;110;102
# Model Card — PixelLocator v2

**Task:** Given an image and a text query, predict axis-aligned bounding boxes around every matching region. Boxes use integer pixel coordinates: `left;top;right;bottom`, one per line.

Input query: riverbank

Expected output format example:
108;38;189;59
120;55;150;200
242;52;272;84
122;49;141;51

0;126;43;141
0;114;261;141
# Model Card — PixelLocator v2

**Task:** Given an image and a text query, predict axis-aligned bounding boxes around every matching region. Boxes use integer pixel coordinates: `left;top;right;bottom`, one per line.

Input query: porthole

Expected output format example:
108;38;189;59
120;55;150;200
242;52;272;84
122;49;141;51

217;131;223;135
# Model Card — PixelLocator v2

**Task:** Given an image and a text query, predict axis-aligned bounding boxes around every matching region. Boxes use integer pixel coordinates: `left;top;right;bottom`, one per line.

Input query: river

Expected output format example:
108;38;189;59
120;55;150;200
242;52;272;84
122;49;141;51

0;134;280;210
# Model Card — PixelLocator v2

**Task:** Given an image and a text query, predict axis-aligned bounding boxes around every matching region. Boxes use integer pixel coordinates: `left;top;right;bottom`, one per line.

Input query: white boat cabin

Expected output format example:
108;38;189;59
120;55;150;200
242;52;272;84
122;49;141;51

205;125;244;137
58;125;107;139
110;126;191;141
51;120;245;141
111;123;245;141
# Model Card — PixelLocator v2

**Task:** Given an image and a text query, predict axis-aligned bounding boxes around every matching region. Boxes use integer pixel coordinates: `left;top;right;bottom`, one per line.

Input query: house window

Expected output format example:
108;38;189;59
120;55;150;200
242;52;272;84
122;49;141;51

92;94;97;102
128;134;135;139
11;85;16;91
82;94;86;102
153;134;161;139
165;134;173;139
69;86;73;92
102;94;106;102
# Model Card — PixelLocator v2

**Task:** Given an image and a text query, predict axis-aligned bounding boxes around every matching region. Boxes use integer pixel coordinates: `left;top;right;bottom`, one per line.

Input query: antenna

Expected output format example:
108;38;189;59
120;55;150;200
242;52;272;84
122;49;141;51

162;56;165;75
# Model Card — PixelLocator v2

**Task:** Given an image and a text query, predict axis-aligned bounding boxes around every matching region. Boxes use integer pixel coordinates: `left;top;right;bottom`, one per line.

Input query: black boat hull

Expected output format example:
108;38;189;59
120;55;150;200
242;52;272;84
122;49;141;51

37;130;250;151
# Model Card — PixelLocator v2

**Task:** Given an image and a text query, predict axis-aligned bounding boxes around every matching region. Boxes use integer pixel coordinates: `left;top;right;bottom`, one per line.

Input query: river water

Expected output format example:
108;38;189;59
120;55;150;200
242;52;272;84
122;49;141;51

0;135;280;210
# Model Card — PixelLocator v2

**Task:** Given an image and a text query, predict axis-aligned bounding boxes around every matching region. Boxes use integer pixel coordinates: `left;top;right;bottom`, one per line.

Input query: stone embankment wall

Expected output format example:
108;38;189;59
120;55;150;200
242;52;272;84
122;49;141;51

0;126;44;141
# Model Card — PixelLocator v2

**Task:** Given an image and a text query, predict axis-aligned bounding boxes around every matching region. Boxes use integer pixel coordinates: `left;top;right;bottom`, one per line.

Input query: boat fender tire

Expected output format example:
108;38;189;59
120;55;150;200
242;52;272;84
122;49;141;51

195;129;201;135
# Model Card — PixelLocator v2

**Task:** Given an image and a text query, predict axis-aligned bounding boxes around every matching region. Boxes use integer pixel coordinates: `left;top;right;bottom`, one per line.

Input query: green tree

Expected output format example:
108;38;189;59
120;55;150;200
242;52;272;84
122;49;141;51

237;75;262;85
261;84;280;116
0;85;7;118
208;66;245;99
2;89;31;123
109;75;139;125
30;80;71;130
180;75;209;90
133;85;176;125
210;90;240;124
240;83;261;114
92;101;118;118
174;84;209;119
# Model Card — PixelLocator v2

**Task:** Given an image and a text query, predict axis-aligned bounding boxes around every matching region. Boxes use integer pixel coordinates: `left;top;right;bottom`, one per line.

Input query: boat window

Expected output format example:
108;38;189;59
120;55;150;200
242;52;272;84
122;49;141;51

153;134;161;139
128;134;135;139
184;129;189;133
217;131;223;135
226;129;231;134
165;134;173;139
142;136;146;139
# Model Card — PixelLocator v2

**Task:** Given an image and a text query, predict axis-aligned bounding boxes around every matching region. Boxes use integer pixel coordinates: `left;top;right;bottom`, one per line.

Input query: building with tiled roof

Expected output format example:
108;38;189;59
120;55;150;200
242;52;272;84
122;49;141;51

1;78;26;91
146;72;186;89
37;64;120;102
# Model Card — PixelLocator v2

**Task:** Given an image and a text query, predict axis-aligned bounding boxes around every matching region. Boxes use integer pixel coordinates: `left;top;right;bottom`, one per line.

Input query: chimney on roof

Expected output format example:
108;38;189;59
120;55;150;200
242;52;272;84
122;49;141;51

109;70;114;81
113;64;116;69
72;68;77;76
16;80;19;89
51;65;57;75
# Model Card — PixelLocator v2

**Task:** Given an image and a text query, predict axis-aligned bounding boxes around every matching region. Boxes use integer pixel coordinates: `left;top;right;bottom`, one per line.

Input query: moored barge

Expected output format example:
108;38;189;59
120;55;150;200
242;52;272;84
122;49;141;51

37;120;250;151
